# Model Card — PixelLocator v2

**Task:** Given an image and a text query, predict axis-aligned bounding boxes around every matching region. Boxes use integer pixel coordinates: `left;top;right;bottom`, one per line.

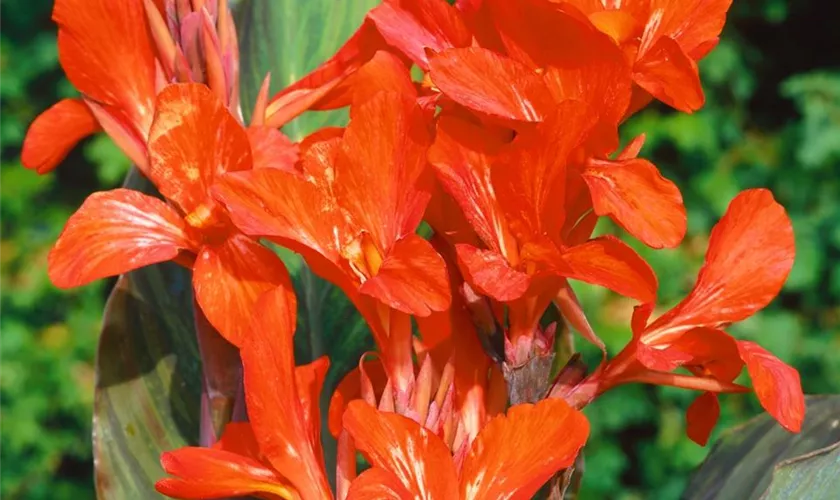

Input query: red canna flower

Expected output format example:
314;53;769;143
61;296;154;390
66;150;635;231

48;83;292;346
22;0;158;173
560;189;803;445
213;67;451;397
22;0;256;174
562;0;733;112
157;286;333;500
428;103;659;360
343;397;589;499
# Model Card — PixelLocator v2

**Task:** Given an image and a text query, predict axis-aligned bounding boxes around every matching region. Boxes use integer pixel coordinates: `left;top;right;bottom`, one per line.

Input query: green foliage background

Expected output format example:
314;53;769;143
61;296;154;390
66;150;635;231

1;1;838;498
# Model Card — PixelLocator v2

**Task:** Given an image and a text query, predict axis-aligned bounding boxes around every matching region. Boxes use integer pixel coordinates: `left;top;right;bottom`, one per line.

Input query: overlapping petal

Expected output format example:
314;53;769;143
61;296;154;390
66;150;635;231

455;244;531;302
582;157;686;248
240;288;332;499
148;83;252;215
345;401;460;499
21;98;100;174
53;0;157;139
359;234;451;316
643;189;795;344
459;398;590;499
48;189;194;288
193;235;294;346
368;0;472;69
429;48;552;122
737;341;805;433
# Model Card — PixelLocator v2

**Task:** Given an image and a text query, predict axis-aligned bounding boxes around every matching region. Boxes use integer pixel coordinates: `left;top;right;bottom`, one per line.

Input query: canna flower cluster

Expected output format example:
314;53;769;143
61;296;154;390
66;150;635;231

24;0;805;498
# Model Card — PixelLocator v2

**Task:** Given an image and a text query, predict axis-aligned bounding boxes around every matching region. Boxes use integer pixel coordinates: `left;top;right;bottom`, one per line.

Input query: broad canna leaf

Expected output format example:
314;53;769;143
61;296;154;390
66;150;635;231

684;395;840;500
93;173;202;499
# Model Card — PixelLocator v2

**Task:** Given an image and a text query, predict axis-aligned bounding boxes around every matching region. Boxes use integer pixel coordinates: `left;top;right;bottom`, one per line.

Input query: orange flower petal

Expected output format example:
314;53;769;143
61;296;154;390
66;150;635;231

583;158;686;249
429;47;552;122
493;101;596;239
21;98;100;174
328;359;388;437
360;234;451;316
460;398;590;499
368;0;472;69
338;90;432;252
455;244;531;302
294;356;331;464
347;468;415;500
344;401;460;499
347;51;416;106
645;189;795;344
53;0;157;139
737;341;805;433
644;0;732;57
156;447;293;500
634;36;704;112
247;127;298;171
148;83;252;215
193;234;293;347
240;287;332;499
48;189;192;288
686;392;720;446
528;236;658;304
212;422;262;459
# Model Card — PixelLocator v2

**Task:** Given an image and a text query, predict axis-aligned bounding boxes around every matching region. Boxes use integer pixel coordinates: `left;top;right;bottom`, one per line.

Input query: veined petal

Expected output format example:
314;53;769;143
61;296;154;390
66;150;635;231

368;0;472;69
48;189;193;288
455;244;531;302
360;234;451;316
686;392;720;446
295;356;331;462
644;189;795;343
53;0;157;139
737;341;805;433
429;47;552;122
193;234;293;347
344;401;460;499
634;36;704;112
644;0;733;57
157;447;294;500
241;287;333;499
148;83;252;215
22;99;100;174
247;127;298;171
526;236;658;303
213;167;344;265
428;112;511;250
338;91;433;250
493;102;596;239
347;468;415;500
347;51;416;107
460;398;589;499
582;157;686;249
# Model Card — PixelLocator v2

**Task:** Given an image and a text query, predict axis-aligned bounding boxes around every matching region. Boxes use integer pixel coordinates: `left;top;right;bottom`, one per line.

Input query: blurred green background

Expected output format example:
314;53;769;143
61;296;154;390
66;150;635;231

1;0;838;499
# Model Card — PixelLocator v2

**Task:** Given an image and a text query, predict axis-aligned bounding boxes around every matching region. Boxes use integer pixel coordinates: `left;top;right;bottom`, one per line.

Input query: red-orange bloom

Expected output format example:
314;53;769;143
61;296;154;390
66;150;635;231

571;189;803;445
22;0;157;173
157;287;333;500
428;103;658;351
343;397;589;499
564;0;733;112
48;83;291;346
213;77;451;388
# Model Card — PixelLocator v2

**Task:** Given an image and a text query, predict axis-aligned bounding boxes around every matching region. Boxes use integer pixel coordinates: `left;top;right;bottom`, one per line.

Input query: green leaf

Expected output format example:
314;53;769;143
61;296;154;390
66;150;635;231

92;170;201;499
684;396;840;500
235;0;378;139
764;442;840;500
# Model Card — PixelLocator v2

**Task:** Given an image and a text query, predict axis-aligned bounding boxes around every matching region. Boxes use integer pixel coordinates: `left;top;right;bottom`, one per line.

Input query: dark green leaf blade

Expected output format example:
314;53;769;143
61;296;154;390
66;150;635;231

684;396;840;500
764;442;840;500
